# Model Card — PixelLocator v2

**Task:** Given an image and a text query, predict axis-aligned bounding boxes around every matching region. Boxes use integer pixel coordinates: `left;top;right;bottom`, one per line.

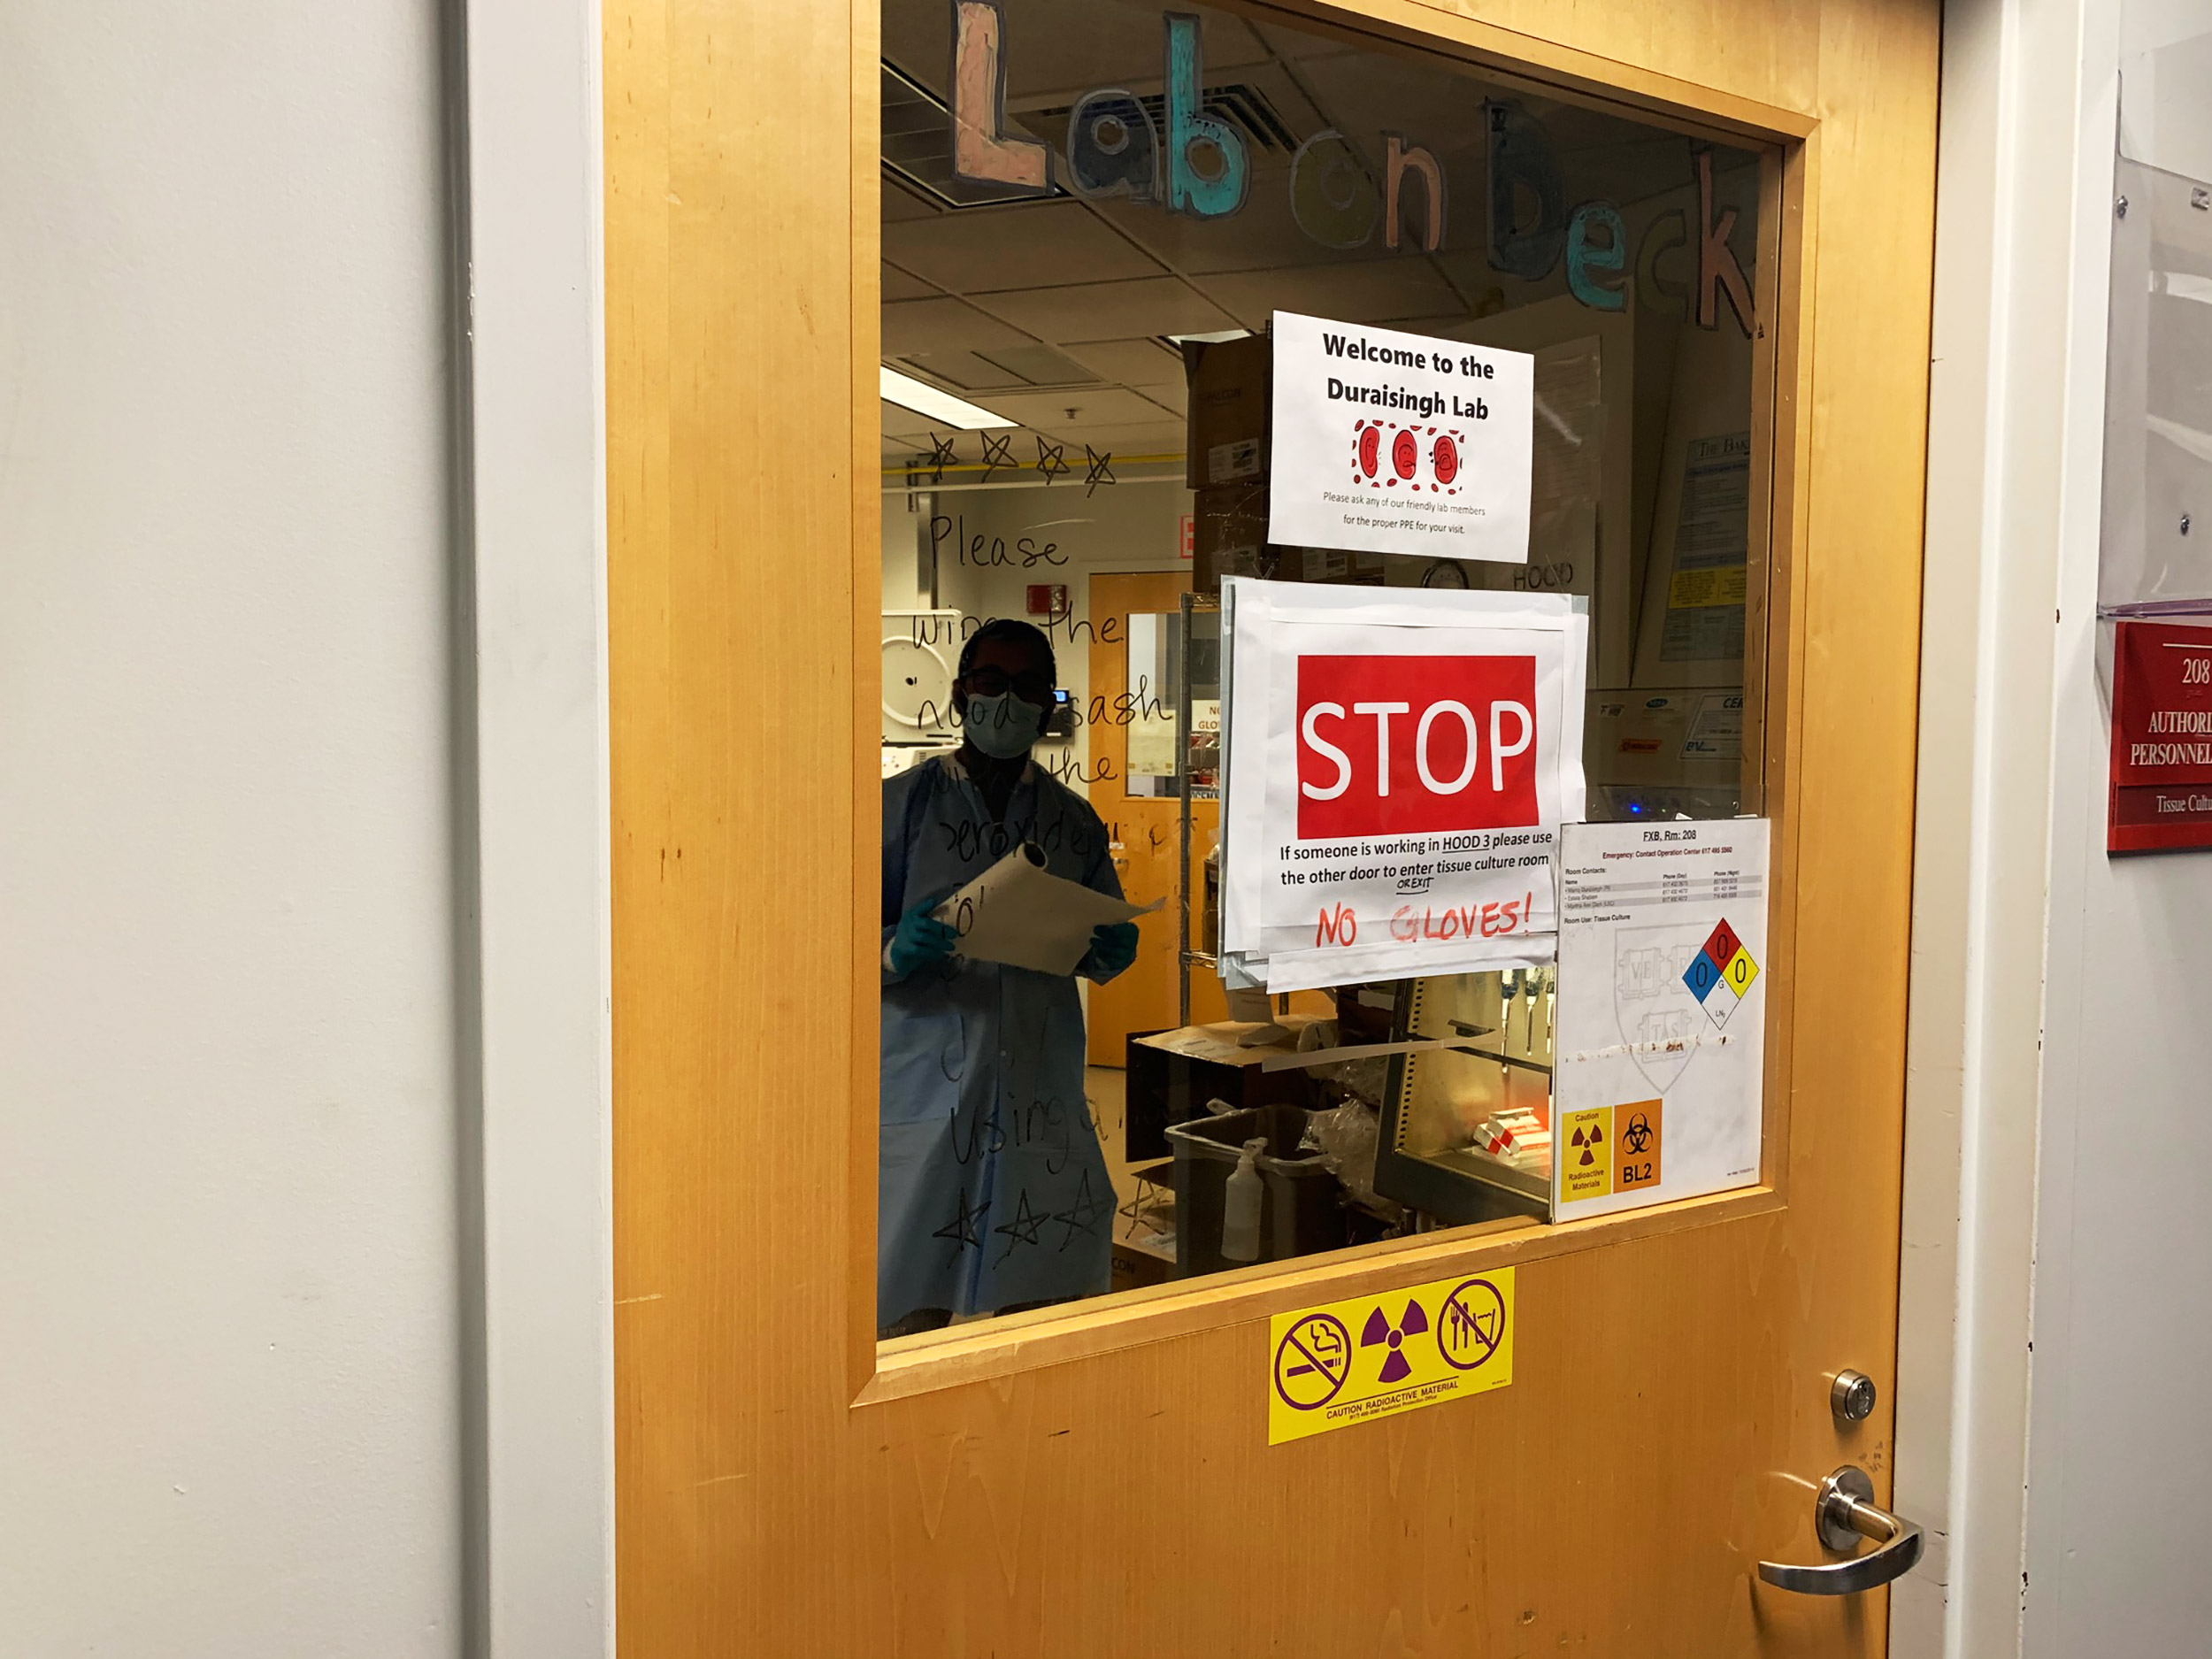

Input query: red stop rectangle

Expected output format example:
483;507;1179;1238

1296;654;1540;839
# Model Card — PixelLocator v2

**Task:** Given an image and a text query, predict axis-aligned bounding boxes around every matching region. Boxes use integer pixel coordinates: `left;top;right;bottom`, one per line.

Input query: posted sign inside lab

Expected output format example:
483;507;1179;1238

1220;581;1587;991
1551;818;1769;1218
1267;311;1534;564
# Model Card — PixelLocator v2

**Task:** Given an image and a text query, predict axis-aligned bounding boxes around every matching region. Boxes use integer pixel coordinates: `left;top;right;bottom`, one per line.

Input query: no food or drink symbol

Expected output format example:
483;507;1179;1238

1273;1313;1353;1411
1439;1278;1507;1371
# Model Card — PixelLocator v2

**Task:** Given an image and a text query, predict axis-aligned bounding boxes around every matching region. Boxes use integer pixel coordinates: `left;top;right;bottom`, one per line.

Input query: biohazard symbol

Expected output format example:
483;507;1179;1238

1571;1120;1606;1166
1623;1113;1654;1157
1360;1299;1430;1385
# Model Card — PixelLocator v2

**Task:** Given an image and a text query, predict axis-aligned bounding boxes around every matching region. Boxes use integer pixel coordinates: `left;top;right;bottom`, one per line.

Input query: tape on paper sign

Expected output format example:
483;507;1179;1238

1267;1267;1515;1445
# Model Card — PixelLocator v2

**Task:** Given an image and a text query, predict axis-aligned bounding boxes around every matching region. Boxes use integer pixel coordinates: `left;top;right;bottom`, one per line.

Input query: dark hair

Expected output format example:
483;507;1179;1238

956;617;1056;682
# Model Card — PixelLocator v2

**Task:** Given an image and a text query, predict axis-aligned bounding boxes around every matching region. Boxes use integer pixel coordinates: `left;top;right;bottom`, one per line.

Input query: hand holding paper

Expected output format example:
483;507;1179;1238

1087;921;1141;978
933;843;1161;976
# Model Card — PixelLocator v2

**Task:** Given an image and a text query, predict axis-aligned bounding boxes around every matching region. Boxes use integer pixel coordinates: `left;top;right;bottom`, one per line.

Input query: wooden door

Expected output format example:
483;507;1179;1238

609;2;1937;1655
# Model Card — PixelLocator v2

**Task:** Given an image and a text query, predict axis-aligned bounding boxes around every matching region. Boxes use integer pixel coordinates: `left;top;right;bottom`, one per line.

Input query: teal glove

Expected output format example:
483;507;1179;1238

1087;920;1141;978
887;898;958;976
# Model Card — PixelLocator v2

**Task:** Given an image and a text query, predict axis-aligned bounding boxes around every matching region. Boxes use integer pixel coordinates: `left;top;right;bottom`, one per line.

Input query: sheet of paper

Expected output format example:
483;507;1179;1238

1217;578;1586;992
1550;818;1769;1219
1267;311;1533;564
933;842;1160;976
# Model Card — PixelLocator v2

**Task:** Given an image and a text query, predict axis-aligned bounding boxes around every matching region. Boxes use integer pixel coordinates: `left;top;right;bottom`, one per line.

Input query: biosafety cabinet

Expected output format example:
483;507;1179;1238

1376;969;1558;1225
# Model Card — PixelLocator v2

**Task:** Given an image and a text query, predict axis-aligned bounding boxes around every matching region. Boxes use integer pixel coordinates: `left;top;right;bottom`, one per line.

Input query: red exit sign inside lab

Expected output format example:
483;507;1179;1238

2109;620;2212;854
1296;654;1539;838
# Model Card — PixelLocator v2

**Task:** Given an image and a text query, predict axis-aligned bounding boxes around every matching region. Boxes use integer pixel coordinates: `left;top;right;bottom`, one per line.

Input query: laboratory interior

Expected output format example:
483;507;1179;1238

875;0;1762;1341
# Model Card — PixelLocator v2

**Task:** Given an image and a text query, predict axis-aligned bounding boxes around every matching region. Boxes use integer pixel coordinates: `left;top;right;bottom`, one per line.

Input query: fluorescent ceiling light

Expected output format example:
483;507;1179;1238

1165;329;1252;344
879;365;1016;430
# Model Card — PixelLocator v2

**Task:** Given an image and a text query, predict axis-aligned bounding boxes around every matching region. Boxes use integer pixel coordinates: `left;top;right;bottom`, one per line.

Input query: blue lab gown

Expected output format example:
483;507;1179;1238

879;754;1126;1328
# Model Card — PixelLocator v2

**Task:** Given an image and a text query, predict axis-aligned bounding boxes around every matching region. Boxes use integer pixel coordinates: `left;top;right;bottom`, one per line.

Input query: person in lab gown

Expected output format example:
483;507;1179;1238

879;618;1140;1337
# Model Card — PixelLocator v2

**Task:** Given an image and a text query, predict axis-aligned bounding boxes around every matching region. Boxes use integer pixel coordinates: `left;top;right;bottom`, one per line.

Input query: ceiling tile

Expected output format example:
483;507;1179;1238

890;350;1033;393
1202;258;1470;328
885;199;1165;294
882;262;940;302
883;177;945;222
1251;19;1364;63
1084;165;1395;277
1057;335;1187;384
975;343;1104;386
971;275;1237;343
974;386;1179;428
881;295;1039;358
1133;378;1187;417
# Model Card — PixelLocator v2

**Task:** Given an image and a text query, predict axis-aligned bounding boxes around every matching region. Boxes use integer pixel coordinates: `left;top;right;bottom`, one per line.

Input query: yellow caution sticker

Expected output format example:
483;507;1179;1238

1668;565;1749;609
1267;1267;1515;1445
1561;1105;1613;1202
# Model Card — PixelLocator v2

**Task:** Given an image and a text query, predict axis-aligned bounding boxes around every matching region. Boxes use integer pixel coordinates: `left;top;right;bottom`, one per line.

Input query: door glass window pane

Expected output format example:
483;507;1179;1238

875;0;1766;1342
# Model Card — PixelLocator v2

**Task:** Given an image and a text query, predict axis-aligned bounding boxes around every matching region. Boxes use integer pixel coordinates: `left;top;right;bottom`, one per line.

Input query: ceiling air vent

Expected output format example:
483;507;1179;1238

882;61;1065;210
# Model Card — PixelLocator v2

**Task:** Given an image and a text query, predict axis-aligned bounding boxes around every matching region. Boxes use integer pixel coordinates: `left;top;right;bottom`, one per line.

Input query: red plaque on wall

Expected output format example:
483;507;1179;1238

2109;620;2212;854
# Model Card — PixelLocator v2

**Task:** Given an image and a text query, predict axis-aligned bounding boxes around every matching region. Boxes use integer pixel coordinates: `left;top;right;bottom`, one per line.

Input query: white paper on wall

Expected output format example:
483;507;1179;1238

1549;818;1769;1219
1219;579;1586;992
1267;311;1534;565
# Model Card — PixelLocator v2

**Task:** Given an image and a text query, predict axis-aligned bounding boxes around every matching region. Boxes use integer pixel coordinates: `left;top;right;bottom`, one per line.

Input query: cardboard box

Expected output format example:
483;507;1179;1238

1189;483;1387;595
1190;481;1275;593
1182;333;1271;488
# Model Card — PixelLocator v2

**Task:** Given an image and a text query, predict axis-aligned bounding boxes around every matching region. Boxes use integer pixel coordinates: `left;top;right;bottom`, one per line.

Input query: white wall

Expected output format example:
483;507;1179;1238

0;6;466;1655
2022;7;2212;1653
1899;2;2212;1654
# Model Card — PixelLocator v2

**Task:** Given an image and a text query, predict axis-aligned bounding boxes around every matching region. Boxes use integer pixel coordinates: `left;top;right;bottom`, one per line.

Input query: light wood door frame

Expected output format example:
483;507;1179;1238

608;0;1935;1650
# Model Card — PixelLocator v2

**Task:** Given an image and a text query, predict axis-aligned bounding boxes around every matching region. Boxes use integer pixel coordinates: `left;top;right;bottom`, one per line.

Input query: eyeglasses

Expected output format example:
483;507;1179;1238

963;666;1056;703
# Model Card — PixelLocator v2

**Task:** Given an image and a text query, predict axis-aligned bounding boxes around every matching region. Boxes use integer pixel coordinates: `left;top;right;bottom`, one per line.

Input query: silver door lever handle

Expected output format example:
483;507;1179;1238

1755;1465;1924;1596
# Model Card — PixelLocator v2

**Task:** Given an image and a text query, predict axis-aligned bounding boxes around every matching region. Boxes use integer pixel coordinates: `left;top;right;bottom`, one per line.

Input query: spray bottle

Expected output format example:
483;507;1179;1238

1221;1136;1269;1263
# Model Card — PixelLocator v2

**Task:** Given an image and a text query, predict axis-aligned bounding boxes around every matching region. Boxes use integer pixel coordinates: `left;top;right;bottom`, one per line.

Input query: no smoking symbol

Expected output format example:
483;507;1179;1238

1273;1313;1353;1411
1439;1278;1507;1371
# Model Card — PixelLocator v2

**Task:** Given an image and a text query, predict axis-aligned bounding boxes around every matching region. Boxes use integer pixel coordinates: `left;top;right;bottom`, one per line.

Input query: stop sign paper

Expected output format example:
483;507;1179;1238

1294;654;1540;839
1221;580;1587;992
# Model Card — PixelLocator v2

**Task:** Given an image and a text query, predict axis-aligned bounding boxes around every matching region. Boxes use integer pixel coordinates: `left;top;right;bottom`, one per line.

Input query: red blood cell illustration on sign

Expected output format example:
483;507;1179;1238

1432;434;1459;485
1357;425;1380;479
1391;427;1418;480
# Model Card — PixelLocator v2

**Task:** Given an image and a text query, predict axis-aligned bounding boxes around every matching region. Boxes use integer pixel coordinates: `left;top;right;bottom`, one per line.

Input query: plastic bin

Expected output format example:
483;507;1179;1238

1164;1103;1348;1276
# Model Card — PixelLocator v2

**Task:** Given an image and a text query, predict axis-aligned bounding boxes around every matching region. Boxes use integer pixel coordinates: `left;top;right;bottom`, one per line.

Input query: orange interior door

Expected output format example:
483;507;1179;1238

1082;571;1229;1064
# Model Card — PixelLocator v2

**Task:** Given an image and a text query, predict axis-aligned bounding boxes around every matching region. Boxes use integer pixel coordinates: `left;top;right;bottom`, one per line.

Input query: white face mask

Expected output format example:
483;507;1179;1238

964;691;1043;759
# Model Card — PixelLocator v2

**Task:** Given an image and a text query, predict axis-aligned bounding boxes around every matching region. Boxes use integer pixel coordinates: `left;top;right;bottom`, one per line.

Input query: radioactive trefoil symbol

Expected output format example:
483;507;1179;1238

1361;1300;1429;1385
1571;1120;1605;1166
